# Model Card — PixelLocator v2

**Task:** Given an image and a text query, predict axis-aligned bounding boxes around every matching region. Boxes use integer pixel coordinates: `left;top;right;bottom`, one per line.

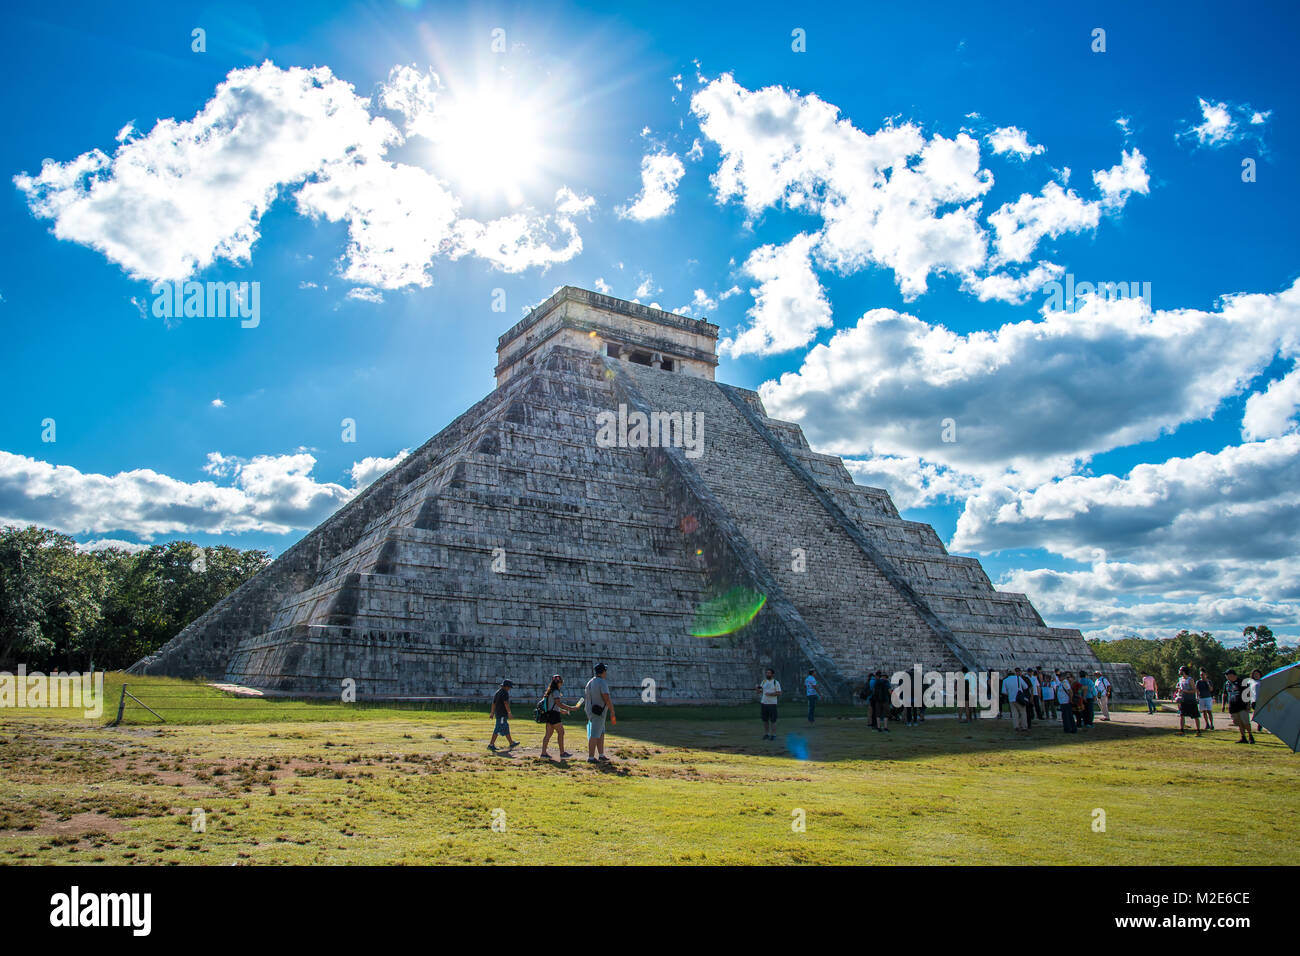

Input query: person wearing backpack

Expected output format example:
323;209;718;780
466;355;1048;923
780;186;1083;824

1001;668;1030;732
1223;669;1255;744
537;674;578;760
1094;671;1112;721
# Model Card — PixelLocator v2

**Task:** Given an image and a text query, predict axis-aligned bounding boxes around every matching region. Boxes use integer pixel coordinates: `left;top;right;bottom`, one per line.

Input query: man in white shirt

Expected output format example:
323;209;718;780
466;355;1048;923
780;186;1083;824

1094;671;1112;720
1001;668;1031;732
756;669;783;740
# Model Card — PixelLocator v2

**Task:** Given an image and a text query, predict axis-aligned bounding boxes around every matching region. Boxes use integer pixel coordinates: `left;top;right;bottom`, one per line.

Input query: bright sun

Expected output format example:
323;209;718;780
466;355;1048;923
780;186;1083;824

428;83;548;205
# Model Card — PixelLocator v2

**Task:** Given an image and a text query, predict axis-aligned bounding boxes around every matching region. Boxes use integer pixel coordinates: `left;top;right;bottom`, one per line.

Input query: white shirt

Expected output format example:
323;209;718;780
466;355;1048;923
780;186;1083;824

1001;674;1028;700
1053;679;1071;704
760;679;782;705
1096;677;1111;693
1029;675;1041;694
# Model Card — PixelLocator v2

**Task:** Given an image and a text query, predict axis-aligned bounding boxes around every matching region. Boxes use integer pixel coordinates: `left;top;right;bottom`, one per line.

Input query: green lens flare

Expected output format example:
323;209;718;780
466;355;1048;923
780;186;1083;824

690;587;767;638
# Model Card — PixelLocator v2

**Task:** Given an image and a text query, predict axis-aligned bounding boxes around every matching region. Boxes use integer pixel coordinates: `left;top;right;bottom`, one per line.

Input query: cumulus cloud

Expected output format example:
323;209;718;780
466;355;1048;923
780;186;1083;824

1177;96;1272;149
987;150;1148;266
952;434;1300;564
986;125;1044;160
350;449;409;488
759;279;1300;483
722;233;832;357
842;455;981;510
691;74;993;299
951;436;1300;637
618;152;686;221
690;74;1149;302
1241;367;1300;441
0;447;406;539
13;62;591;292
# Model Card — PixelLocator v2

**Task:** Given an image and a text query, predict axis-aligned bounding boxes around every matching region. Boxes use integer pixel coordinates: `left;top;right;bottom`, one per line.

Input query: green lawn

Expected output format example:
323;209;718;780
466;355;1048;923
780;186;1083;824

1;674;1295;864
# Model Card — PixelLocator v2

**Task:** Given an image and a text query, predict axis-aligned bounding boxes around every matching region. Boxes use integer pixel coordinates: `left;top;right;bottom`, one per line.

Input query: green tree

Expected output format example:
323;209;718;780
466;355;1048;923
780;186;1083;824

1240;625;1279;675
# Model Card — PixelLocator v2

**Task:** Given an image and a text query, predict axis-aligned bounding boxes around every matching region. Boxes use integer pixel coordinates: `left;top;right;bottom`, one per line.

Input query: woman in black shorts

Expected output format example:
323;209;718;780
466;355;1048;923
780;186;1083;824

539;674;578;760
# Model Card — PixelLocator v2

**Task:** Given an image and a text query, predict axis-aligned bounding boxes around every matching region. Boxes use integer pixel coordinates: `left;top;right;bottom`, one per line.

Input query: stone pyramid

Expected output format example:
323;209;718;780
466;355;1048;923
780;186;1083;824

132;287;1129;701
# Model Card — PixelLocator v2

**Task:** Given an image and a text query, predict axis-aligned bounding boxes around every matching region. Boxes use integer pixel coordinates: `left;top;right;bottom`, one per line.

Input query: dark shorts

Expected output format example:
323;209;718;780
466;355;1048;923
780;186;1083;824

760;703;779;723
545;711;563;725
1178;696;1200;718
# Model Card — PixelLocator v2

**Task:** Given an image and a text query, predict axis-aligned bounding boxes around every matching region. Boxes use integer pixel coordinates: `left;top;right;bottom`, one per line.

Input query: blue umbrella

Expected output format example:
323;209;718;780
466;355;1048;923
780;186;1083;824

1252;662;1300;753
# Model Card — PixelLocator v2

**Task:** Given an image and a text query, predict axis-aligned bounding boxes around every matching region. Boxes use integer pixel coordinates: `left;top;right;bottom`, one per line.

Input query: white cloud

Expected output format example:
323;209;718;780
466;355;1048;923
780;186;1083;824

986;125;1044;160
0;447;411;539
618;152;686;221
759;279;1300;483
593;277;612;294
14;61;592;291
691;75;993;298
842;455;981;510
634;274;659;299
350;449;409;488
1242;367;1300;441
346;287;384;303
951;434;1300;563
987;150;1148;266
961;261;1064;305
722;233;832;357
1177;97;1271;149
210;398;225;408
77;538;150;554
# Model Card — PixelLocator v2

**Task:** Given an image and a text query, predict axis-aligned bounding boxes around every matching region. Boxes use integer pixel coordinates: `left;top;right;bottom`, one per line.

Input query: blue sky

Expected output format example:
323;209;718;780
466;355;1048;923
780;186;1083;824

2;0;1298;646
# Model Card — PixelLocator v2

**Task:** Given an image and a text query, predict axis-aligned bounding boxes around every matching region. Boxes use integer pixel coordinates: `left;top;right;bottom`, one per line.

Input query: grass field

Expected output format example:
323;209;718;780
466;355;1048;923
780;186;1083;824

1;674;1296;865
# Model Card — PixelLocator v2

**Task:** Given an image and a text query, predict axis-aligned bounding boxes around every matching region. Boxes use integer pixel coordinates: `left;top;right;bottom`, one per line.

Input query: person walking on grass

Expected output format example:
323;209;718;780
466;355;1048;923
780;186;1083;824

1002;668;1030;733
488;679;517;751
1141;671;1158;715
804;669;821;724
1224;669;1255;745
1174;666;1202;737
1195;669;1215;730
1043;670;1059;720
1094;671;1112;721
538;674;578;760
583;663;616;763
756;668;783;739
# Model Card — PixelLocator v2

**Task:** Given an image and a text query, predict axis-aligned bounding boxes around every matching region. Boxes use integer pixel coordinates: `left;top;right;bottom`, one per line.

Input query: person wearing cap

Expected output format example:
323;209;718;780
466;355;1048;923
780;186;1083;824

583;663;616;763
488;679;518;751
1094;670;1112;721
1223;669;1255;744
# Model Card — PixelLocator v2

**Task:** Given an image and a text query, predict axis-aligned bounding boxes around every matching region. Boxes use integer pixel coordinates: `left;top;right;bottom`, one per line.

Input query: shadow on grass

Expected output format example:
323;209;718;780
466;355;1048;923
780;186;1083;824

606;705;1186;763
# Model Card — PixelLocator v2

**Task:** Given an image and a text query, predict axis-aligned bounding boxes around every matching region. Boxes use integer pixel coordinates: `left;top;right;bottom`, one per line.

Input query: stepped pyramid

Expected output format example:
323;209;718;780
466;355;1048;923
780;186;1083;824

132;287;1133;701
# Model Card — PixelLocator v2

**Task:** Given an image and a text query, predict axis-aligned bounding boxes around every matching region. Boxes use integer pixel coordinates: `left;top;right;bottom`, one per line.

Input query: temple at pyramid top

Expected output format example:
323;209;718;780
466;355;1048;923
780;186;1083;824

495;285;720;386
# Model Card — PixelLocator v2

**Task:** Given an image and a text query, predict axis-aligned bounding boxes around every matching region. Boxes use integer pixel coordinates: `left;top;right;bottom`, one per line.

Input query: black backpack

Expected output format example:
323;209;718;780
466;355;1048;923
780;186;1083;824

534;691;550;723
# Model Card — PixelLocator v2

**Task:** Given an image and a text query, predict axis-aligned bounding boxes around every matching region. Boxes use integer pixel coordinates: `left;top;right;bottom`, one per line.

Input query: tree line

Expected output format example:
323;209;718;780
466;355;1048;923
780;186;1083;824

0;525;269;672
1088;627;1298;694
